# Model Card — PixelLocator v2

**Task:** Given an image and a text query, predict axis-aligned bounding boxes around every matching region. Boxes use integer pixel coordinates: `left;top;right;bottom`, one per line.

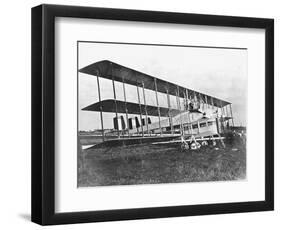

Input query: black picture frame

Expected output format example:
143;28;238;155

31;4;274;225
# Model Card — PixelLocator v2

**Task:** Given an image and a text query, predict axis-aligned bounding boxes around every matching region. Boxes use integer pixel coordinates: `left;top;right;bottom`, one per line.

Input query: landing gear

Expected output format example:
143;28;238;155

201;140;208;146
190;141;201;150
189;135;201;150
209;135;225;148
180;135;189;151
180;134;225;152
209;136;216;146
181;135;201;151
181;142;189;151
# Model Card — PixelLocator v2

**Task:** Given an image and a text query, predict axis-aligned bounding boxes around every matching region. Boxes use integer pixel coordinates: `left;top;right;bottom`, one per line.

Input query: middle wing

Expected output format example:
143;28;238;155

82;99;182;117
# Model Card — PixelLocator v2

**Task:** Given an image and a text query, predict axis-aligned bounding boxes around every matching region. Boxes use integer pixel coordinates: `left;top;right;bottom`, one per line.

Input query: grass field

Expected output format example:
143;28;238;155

78;138;246;187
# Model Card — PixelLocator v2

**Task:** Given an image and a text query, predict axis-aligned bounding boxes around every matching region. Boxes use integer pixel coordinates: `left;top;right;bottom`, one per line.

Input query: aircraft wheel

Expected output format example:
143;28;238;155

191;142;201;150
191;143;197;150
201;141;208;146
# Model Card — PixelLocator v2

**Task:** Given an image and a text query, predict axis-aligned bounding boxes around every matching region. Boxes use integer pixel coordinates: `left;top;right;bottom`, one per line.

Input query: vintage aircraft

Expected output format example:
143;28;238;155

79;60;234;149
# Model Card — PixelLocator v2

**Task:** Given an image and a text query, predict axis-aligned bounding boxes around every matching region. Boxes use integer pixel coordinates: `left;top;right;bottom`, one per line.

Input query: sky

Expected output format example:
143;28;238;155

78;42;247;131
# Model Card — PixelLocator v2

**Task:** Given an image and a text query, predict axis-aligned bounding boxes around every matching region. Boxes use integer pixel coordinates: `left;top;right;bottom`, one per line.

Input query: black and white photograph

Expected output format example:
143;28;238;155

77;41;247;187
30;3;274;226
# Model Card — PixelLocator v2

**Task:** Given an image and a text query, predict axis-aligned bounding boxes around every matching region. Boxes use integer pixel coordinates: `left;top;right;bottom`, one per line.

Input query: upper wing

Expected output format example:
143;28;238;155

79;60;231;107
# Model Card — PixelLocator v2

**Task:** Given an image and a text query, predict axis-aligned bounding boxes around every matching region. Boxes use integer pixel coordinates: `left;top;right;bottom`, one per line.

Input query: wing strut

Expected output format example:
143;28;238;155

111;67;120;138
166;89;174;134
136;85;144;137
176;86;183;135
96;71;105;141
229;104;234;126
122;77;130;137
141;82;150;135
186;88;193;135
154;78;162;136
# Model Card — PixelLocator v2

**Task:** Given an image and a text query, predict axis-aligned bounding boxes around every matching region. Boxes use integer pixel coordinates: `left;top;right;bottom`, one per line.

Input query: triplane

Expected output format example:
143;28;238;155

79;60;236;150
